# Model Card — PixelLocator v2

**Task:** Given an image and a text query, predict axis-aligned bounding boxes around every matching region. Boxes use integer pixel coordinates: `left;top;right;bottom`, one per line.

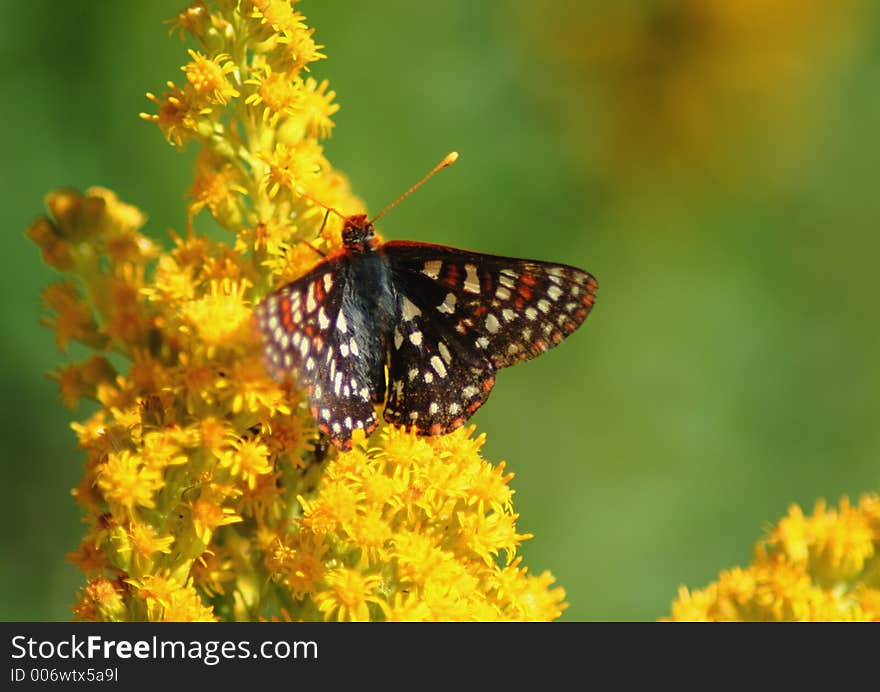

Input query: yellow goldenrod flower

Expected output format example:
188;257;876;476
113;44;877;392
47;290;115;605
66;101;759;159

300;77;338;139
313;568;386;622
244;63;304;126
127;573;217;621
180;278;253;353
188;151;247;228
32;0;568;622
50;356;116;410
97;450;165;516
72;578;127;622
41;282;104;352
182;49;240;106
118;523;176;576
256;139;324;199
140;81;205;148
218;437;273;490
667;495;880;621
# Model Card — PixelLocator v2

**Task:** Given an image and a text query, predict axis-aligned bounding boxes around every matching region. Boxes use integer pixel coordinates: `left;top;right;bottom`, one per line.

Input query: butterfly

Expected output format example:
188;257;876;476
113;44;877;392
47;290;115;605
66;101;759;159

254;155;598;450
255;152;598;450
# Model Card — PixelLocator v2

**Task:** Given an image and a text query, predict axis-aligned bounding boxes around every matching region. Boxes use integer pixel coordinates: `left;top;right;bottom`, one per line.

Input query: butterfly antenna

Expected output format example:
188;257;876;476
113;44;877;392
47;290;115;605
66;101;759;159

369;151;459;225
291;188;348;258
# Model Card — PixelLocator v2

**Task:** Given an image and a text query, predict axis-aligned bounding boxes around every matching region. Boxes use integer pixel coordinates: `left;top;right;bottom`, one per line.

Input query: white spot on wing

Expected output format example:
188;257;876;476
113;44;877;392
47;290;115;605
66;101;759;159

437;293;457;315
336;311;348;333
430;355;447;378
318;307;330;330
409;331;423;346
464;264;480;293
438;342;452;363
485;314;501;333
401;296;422;321
422;260;442;280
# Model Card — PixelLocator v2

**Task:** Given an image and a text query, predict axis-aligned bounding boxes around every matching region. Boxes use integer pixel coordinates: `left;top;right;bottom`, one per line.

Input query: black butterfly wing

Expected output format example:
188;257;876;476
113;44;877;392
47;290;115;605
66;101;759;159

382;241;598;370
382;289;497;435
254;263;379;450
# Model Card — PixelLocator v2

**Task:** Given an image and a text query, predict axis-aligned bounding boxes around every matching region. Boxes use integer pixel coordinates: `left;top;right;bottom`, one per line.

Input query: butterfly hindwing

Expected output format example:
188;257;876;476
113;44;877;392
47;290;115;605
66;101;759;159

382;241;598;369
254;266;378;449
383;293;496;435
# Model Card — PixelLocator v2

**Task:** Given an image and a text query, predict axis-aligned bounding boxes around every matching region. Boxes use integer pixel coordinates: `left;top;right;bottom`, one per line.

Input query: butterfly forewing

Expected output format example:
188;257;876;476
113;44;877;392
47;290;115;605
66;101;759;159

382;241;598;370
254;266;378;449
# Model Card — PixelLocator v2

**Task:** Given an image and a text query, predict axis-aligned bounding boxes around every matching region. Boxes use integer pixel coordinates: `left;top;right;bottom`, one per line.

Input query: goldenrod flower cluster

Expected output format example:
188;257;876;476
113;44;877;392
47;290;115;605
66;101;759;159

668;495;880;621
27;0;567;621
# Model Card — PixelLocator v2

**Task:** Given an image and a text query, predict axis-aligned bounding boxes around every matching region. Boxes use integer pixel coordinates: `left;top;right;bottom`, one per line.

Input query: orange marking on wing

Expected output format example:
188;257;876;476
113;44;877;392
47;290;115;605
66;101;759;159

481;376;495;393
281;296;293;330
314;278;325;303
441;264;460;288
551;330;563;344
481;271;494;292
428;423;444;435
466;399;484;415
517;284;533;300
521;273;537;286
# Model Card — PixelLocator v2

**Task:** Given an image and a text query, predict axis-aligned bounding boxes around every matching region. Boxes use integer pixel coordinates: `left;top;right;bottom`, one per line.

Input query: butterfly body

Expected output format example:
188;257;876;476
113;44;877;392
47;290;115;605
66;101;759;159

255;215;598;450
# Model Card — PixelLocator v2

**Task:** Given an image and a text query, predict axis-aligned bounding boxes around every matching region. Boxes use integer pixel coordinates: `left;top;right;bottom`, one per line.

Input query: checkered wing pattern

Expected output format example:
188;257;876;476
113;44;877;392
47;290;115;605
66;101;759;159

383;291;497;435
254;266;379;449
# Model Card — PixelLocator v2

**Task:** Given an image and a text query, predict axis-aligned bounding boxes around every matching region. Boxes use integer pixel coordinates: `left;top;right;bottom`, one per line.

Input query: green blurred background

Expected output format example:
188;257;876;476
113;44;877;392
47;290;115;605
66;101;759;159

3;0;880;621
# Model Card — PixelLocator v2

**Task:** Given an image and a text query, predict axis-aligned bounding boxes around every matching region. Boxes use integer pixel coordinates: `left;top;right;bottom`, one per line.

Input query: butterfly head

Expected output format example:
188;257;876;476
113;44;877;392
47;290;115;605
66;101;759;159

341;214;378;252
